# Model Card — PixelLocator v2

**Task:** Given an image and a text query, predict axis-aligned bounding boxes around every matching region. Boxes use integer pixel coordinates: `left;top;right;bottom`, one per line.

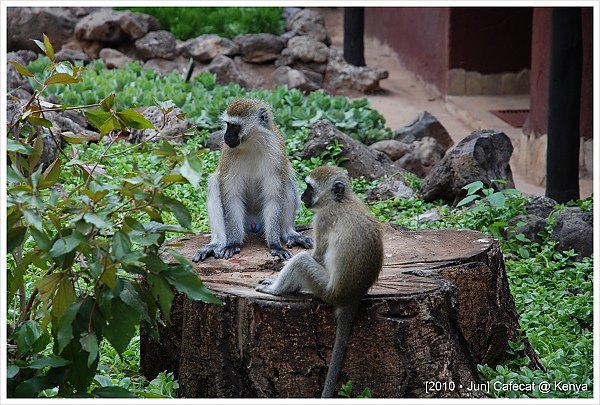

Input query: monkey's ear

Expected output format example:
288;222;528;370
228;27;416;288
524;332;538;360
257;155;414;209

332;181;345;201
258;107;269;127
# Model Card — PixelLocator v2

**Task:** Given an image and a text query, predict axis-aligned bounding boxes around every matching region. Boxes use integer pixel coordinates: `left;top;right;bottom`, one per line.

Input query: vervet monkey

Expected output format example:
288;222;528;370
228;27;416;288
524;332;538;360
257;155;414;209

192;98;313;262
256;165;384;398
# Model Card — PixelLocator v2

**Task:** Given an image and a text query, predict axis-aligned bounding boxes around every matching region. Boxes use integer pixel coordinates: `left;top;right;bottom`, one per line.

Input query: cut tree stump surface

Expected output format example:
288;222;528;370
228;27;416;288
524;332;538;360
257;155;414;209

141;225;538;398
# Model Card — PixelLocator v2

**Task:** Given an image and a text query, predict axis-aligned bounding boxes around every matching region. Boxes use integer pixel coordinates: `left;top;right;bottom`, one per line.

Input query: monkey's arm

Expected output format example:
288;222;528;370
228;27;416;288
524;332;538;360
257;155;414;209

193;175;245;261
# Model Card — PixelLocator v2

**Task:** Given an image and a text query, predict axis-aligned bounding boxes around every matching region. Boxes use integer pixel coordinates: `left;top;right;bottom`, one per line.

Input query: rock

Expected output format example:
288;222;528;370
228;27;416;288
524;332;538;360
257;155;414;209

394;111;454;151
271;66;320;92
507;214;547;244
61;38;104;60
7;50;37;93
279;35;329;64
75;9;159;43
395;137;447;178
99;48;133;69
205;55;263;88
283;7;303;23
551;207;593;258
135;30;177;60
413;208;442;224
370;139;411;161
285;9;331;45
323;48;389;93
119;11;160;40
365;175;415;201
54;48;90;64
207;129;224;151
299;120;402;181
7;7;92;52
143;57;190;77
524;195;557;219
180;34;239;63
234;34;285;63
421;130;515;204
128;106;193;143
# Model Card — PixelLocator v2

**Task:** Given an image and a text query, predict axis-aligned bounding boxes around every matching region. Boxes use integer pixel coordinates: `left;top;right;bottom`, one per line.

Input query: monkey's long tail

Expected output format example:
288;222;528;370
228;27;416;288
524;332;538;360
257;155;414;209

321;304;359;398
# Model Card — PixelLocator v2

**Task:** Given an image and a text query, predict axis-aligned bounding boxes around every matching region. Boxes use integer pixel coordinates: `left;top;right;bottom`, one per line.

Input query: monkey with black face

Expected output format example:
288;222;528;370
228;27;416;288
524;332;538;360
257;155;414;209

256;165;384;398
192;98;313;262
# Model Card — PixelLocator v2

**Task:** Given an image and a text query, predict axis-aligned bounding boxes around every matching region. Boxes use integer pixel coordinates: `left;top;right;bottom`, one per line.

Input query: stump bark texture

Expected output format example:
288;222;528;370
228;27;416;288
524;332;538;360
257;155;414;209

140;226;537;398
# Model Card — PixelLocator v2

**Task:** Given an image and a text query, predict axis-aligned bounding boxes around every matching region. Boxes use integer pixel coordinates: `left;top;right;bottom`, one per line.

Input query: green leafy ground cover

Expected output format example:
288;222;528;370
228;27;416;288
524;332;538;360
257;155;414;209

7;54;593;398
115;7;284;40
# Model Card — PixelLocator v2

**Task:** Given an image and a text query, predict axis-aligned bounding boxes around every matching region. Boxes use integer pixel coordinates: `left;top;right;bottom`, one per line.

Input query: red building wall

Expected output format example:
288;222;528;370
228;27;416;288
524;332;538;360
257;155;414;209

365;7;450;94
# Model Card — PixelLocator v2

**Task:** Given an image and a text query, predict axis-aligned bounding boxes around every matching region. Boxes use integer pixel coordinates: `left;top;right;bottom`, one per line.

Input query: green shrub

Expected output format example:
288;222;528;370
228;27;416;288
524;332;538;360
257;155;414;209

115;7;284;40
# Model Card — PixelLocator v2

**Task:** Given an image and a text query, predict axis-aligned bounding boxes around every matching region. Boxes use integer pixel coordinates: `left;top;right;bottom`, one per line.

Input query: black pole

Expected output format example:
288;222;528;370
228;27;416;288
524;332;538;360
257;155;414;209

546;8;582;203
343;7;365;67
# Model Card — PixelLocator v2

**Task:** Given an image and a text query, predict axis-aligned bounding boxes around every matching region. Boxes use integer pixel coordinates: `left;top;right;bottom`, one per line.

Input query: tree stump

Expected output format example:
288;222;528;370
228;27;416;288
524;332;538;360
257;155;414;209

140;225;538;398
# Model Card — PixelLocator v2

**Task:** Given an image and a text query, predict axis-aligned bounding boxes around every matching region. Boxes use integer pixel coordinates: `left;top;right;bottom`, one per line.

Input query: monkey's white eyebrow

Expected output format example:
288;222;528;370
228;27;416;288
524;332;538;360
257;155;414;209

306;177;316;187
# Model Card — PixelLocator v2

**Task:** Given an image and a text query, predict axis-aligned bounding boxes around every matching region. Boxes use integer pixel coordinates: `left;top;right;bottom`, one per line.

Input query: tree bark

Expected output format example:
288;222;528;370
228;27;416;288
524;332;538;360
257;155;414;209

343;7;366;67
140;225;540;398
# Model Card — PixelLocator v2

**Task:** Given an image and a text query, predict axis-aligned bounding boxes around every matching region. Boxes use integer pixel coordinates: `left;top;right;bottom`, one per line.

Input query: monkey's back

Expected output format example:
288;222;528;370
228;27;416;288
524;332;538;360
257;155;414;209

317;199;384;306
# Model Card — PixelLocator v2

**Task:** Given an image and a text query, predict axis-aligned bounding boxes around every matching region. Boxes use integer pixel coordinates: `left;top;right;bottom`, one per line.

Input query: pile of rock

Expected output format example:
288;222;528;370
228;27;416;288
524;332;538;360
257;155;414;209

7;7;388;94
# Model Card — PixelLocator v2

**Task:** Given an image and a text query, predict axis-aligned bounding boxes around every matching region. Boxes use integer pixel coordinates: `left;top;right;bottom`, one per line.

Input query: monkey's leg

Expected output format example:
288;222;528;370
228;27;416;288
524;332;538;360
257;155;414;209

321;304;360;398
192;175;244;261
263;199;293;260
282;177;314;249
256;252;328;298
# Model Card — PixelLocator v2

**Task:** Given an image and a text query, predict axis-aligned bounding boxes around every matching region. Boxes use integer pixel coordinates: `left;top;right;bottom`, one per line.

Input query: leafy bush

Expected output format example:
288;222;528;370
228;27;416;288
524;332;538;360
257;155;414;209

7;37;220;398
27;56;391;145
115;7;284;40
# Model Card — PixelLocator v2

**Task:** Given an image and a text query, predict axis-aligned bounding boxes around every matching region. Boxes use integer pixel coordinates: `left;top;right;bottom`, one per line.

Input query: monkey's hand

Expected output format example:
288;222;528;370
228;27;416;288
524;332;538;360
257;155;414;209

269;243;293;261
284;233;313;249
192;243;241;262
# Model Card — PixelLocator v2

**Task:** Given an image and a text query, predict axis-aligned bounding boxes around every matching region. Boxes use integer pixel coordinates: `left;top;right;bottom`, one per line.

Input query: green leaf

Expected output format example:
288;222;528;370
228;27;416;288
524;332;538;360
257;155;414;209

33;39;46;53
52;276;76;318
163;265;222;305
26;115;53;128
487;192;506;208
117;109;154;130
456;194;480;207
39;158;62;189
180;153;203;188
112;230;132;260
100;266;117;289
28;131;44;172
8;60;34;77
120;281;151;322
13;320;42;354
48;234;81;257
29;228;52;250
44;73;79;85
92;386;137;398
14;376;56;397
99;115;121;135
103;298;140;355
34;273;61;304
79;333;99;368
43;33;55;62
56;300;83;353
62;131;96;144
28;356;70;369
148;273;174;322
84;110;112;129
7;226;27;253
101;93;116;111
164;198;192;229
7;138;34;154
83;212;112;230
462;181;484;195
7;364;20;379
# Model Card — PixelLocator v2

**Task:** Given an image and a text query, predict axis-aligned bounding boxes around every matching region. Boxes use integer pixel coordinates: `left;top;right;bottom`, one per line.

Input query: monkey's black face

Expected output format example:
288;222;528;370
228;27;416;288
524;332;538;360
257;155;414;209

224;122;242;148
301;184;314;208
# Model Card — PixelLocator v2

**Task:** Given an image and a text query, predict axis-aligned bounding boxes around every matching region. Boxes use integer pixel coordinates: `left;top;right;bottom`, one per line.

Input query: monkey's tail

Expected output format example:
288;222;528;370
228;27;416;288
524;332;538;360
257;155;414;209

321;304;359;398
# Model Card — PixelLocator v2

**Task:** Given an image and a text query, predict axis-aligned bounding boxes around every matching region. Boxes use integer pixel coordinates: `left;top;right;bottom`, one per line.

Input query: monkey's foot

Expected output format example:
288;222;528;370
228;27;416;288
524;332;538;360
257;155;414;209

268;243;293;260
255;278;276;294
284;233;313;249
192;243;241;262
